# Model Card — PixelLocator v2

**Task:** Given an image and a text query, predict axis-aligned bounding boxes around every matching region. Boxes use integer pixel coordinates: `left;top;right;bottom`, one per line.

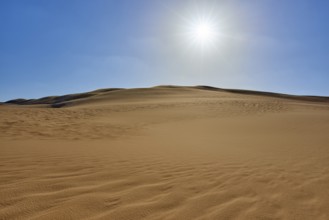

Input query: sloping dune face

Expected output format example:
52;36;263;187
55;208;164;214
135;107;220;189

1;86;329;220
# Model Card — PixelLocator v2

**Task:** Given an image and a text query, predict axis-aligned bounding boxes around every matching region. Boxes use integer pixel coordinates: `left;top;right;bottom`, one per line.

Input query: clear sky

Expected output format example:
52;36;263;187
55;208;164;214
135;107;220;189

1;0;329;101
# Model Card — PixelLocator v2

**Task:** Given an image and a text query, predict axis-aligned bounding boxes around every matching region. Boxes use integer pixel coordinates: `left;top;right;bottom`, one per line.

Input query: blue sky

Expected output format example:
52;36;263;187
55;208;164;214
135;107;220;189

1;0;329;101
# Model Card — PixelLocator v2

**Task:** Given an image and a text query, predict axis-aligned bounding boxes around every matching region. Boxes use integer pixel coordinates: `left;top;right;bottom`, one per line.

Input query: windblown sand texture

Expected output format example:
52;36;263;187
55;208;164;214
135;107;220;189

1;86;329;220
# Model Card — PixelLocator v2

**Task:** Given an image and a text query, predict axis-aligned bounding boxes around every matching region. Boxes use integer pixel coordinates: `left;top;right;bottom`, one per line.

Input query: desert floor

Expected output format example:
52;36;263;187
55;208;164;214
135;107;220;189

1;86;329;220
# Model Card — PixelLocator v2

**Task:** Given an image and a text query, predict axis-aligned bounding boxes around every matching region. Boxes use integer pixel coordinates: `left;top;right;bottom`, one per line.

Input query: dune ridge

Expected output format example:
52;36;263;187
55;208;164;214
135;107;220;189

1;86;329;219
5;86;329;108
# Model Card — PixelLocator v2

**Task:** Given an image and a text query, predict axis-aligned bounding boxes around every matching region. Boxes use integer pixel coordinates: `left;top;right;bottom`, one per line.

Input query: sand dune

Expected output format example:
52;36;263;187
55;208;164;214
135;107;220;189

1;86;329;219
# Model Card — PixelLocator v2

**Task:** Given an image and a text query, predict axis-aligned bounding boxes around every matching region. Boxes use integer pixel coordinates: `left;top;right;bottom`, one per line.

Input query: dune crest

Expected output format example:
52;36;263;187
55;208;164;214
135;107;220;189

5;86;329;108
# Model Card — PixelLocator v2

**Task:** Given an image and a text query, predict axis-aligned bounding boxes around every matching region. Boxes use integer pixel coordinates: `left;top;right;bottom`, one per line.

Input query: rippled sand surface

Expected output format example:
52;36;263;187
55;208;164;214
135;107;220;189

1;86;329;219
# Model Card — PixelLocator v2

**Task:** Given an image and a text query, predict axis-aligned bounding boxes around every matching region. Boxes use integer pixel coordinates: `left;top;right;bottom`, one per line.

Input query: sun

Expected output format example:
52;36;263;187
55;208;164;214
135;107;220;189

186;17;220;50
192;21;216;44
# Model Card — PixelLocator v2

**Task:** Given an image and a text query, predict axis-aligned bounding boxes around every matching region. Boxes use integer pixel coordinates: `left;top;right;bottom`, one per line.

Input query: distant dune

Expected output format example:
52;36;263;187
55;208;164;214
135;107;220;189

1;86;329;219
4;85;329;108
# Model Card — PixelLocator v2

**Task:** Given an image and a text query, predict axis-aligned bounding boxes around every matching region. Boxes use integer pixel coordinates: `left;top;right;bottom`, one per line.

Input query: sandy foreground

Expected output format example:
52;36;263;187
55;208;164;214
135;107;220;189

1;86;329;220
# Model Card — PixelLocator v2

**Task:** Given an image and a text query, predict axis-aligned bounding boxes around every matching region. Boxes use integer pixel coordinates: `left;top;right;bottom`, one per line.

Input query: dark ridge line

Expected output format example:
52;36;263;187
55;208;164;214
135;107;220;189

5;88;123;107
195;86;329;103
4;86;329;108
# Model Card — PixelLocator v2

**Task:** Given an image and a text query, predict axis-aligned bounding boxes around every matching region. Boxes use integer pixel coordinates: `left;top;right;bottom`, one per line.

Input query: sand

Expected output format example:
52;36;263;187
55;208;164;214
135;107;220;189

1;86;329;220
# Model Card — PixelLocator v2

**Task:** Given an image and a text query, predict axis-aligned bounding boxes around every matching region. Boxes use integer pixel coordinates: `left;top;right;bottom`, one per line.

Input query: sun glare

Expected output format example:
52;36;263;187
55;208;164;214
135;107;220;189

193;21;216;44
186;17;220;50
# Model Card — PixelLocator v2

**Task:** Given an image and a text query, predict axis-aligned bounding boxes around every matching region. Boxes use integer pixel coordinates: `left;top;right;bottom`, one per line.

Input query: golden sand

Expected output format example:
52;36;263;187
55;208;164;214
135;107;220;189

1;86;329;219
